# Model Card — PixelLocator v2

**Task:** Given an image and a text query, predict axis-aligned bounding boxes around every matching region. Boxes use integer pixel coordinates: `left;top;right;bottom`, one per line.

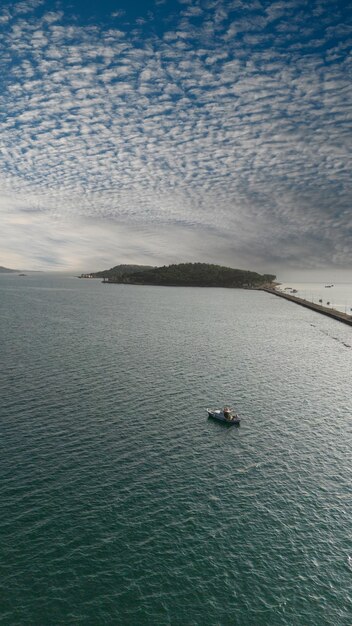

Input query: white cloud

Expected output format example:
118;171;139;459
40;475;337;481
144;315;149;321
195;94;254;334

0;0;351;272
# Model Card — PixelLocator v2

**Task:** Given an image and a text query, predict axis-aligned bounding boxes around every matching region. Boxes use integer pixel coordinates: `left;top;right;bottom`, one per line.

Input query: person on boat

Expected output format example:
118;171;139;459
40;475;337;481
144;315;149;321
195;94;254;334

224;406;238;421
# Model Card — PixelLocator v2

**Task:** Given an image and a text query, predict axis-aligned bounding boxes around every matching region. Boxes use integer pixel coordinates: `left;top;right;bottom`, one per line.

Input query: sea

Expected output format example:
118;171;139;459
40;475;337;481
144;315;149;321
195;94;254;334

0;273;351;626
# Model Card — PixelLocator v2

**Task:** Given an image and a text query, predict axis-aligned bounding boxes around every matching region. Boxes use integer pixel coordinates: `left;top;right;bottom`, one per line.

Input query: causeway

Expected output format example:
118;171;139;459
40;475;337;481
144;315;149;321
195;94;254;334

261;288;352;327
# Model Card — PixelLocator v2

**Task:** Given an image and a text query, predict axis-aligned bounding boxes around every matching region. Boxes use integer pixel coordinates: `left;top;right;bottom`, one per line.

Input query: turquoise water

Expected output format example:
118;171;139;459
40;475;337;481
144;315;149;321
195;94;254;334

0;274;351;625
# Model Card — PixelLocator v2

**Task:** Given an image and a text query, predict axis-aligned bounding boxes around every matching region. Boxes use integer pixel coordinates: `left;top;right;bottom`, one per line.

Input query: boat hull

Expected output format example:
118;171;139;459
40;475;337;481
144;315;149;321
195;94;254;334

207;410;240;425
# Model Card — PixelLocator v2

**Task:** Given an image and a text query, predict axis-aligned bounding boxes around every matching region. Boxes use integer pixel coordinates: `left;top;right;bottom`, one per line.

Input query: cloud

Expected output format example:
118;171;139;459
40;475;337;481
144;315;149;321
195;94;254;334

0;0;351;272
0;188;257;271
111;10;126;19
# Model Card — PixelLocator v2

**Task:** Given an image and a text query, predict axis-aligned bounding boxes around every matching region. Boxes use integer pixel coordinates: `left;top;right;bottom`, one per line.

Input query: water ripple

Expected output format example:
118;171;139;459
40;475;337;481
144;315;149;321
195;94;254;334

0;277;351;625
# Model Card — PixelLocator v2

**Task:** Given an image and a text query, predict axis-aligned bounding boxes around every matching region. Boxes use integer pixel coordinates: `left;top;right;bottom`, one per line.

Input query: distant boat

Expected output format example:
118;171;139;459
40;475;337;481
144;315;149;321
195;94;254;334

325;284;334;288
207;407;240;425
18;273;27;276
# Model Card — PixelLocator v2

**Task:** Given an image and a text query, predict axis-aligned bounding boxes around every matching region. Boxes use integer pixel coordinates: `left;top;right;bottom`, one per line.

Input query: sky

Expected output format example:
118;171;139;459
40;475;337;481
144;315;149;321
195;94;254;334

0;0;351;277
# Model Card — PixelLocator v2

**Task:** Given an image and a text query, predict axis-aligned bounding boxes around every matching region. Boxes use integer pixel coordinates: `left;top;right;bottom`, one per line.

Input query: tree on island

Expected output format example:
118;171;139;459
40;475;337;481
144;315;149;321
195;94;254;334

89;262;276;288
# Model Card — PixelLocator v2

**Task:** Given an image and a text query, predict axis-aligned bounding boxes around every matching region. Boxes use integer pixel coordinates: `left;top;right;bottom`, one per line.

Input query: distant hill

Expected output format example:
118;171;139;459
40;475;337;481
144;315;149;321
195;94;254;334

81;264;155;280
95;264;155;279
0;266;18;273
95;262;276;288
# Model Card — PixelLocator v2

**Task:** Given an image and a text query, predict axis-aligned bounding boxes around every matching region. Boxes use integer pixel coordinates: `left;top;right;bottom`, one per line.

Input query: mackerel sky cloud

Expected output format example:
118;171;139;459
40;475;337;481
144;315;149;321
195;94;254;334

0;0;351;273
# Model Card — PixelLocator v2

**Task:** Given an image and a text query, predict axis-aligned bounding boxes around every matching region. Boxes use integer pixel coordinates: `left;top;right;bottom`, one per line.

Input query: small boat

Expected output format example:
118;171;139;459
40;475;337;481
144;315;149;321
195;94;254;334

207;407;240;425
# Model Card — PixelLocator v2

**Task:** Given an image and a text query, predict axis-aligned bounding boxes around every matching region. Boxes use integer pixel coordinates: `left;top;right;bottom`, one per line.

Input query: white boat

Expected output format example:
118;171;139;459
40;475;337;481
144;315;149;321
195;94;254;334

207;407;240;425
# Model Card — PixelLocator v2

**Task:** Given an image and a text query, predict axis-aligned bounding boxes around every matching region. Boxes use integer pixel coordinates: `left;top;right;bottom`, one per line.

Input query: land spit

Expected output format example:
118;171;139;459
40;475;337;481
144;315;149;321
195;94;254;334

261;288;352;327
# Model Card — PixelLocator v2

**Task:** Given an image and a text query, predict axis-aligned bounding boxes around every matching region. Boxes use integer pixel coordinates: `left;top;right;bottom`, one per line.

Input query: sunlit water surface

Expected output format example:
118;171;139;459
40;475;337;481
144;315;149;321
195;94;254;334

0;274;351;625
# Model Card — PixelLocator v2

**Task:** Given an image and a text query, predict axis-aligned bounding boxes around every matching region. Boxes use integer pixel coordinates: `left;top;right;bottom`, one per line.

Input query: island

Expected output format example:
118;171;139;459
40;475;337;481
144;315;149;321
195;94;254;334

0;265;19;273
82;263;276;289
78;264;154;280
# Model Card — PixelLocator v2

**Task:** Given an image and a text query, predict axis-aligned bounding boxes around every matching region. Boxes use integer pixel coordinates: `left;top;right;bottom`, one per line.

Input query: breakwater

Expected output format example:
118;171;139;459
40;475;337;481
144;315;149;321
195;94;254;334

262;288;352;326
